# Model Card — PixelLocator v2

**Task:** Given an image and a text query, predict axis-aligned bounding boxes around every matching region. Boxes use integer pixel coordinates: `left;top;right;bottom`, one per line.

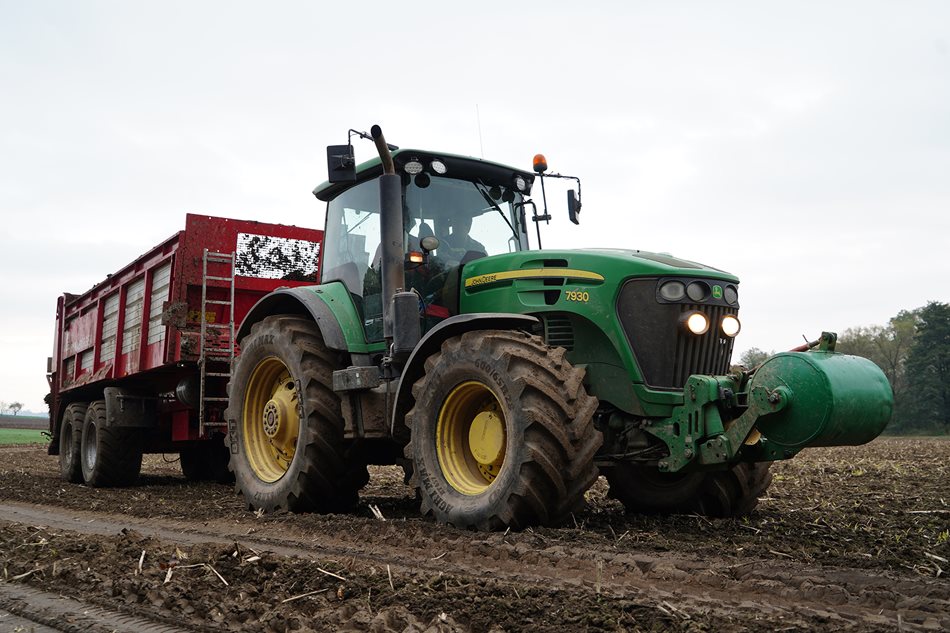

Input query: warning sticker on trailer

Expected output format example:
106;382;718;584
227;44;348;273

236;234;321;281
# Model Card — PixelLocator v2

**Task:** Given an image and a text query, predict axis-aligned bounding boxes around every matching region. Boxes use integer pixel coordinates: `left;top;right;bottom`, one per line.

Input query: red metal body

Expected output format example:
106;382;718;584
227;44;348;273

48;214;323;451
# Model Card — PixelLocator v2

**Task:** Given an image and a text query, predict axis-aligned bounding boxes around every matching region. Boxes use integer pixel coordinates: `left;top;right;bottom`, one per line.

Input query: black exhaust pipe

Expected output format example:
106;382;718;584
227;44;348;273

371;125;406;345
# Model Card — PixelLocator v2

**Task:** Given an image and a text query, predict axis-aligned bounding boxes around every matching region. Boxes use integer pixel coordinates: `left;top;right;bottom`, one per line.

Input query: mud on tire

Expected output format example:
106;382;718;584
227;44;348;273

405;330;601;531
80;400;143;487
606;461;773;517
226;315;364;514
58;403;87;483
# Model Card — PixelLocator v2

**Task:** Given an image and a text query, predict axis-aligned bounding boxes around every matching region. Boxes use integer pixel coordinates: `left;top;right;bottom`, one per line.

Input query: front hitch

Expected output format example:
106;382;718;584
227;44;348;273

649;331;894;473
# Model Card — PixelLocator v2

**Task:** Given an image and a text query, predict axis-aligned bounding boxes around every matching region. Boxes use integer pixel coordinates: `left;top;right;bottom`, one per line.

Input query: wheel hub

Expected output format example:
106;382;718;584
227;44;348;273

436;381;508;495
243;357;300;483
469;410;504;464
262;400;284;438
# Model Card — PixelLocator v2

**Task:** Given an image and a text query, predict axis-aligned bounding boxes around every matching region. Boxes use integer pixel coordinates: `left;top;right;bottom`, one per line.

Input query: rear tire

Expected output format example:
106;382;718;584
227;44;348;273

227;315;362;513
58;403;87;483
606;461;773;517
80;400;143;487
405;330;601;530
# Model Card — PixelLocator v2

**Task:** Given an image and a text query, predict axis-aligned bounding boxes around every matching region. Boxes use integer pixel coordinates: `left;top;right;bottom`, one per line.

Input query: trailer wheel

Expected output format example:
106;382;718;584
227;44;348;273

58;403;87;483
605;461;773;517
80;400;143;487
227;315;359;513
405;330;601;530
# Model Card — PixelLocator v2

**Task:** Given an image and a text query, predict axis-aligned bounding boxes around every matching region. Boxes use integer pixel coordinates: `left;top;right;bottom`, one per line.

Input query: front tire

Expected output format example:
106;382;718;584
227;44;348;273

59;403;87;483
606;461;773;517
227;315;362;513
80;400;143;487
405;330;601;530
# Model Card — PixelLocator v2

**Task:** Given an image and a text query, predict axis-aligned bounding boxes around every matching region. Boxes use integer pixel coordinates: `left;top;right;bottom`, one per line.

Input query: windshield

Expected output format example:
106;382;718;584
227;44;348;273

322;175;527;339
405;177;524;262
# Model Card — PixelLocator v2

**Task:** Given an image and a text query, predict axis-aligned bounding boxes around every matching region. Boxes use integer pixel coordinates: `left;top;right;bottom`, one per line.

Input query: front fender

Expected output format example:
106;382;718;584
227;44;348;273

390;313;539;434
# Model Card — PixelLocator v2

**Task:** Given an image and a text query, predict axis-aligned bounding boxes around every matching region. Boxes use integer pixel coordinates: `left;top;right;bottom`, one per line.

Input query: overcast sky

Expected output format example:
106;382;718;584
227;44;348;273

1;1;948;413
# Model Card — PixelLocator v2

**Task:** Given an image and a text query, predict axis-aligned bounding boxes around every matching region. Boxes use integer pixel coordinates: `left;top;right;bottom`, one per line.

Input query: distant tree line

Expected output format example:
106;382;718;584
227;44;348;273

739;301;949;436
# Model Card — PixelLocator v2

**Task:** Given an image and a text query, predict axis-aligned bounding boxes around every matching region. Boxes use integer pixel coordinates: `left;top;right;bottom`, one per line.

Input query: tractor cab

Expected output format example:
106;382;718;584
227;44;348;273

314;150;534;341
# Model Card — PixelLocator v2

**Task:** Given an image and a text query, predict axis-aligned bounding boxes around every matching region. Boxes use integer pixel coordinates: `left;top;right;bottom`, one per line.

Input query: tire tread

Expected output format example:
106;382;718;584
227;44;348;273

406;329;601;530
81;400;143;487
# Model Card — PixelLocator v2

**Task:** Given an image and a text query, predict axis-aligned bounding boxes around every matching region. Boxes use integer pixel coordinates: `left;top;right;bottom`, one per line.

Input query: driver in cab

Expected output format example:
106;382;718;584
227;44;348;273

438;214;486;264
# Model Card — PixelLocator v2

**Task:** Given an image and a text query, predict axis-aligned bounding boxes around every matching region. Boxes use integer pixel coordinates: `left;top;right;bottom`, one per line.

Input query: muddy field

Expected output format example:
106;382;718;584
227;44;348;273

0;438;947;632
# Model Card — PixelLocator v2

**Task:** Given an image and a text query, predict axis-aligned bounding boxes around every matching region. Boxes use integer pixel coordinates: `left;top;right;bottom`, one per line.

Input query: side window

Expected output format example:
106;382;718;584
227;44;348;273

323;180;384;340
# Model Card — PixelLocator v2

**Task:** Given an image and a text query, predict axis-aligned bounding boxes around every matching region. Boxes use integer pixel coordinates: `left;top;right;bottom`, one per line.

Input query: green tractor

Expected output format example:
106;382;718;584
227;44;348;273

226;125;892;530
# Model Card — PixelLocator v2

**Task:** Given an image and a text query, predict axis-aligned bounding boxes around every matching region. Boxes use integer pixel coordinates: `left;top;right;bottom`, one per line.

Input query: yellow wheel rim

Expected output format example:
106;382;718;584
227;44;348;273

242;357;300;483
436;381;507;495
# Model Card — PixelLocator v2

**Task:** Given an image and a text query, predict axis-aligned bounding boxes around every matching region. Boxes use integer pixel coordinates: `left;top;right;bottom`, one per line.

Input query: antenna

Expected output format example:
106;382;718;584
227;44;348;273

476;104;484;158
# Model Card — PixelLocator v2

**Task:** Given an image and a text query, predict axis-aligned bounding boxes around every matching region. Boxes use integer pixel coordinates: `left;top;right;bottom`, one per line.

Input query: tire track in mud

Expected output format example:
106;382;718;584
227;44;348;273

0;582;193;633
2;501;947;631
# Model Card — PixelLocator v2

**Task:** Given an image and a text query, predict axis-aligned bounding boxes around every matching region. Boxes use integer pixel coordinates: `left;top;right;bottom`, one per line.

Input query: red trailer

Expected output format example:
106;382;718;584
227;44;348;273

48;214;324;485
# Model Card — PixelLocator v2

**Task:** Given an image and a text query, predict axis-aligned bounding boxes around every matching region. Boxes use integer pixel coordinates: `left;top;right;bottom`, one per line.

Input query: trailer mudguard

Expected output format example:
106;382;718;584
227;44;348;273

390;313;539;433
237;283;366;352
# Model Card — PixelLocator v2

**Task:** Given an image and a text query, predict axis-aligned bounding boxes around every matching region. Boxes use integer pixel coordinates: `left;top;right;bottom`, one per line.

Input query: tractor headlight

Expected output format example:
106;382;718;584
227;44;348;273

430;159;447;175
686;281;709;302
659;280;686;301
513;175;527;192
681;311;710;335
724;284;738;305
721;315;741;337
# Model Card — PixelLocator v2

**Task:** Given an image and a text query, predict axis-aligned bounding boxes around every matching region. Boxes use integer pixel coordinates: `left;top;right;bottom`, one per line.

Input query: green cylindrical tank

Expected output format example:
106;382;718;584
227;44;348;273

751;351;893;449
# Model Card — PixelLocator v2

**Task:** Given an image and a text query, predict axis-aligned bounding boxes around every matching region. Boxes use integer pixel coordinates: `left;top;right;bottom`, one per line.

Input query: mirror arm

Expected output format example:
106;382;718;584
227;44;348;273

349;128;399;152
545;172;582;200
532;175;552;249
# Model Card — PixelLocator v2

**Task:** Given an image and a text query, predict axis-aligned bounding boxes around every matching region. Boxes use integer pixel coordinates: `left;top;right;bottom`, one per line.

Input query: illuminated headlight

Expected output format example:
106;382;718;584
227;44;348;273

659;280;685;301
682;311;709;335
404;160;424;175
430;159;447;175
513;175;527;192
721;315;741;337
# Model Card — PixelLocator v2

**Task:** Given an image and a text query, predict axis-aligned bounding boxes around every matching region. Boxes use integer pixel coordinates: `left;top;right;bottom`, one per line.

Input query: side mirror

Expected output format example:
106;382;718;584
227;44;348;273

567;189;582;225
420;235;440;253
326;144;356;183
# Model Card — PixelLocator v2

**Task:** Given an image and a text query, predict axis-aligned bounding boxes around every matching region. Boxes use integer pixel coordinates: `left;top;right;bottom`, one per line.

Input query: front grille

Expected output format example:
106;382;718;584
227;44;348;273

671;302;734;387
617;279;736;390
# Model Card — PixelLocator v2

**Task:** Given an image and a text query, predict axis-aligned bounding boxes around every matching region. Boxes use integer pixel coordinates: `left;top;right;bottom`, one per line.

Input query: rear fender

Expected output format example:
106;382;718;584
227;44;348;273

237;283;364;352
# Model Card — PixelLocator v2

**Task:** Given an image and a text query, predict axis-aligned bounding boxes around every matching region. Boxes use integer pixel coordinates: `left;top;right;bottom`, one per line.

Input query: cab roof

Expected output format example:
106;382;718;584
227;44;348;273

313;149;536;202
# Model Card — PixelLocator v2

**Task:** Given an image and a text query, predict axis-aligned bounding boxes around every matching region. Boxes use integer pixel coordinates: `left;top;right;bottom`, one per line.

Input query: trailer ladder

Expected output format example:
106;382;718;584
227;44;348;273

199;250;236;436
